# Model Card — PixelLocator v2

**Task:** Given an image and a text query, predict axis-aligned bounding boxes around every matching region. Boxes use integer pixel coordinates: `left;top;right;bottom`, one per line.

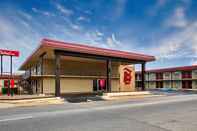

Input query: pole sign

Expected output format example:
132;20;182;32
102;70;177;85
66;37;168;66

0;49;19;57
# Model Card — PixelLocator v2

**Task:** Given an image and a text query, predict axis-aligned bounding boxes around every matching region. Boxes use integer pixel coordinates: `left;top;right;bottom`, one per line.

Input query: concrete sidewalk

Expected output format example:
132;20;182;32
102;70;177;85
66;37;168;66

0;103;16;109
0;97;64;109
0;91;166;108
0;94;53;100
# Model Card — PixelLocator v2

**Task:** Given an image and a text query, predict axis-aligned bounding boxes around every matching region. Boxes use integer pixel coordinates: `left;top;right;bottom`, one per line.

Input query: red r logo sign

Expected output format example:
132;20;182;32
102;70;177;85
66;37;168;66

123;67;132;85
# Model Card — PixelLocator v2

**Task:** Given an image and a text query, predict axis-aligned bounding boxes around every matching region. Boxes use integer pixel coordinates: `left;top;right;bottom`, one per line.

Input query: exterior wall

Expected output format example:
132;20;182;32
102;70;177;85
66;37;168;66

149;73;156;81
43;78;55;94
136;68;197;89
43;59;120;77
163;81;171;88
111;79;120;92
40;59;136;94
192;80;197;89
172;81;182;89
145;82;149;89
163;72;171;80
30;79;42;94
172;71;181;80
43;77;92;94
27;57;137;94
43;77;123;94
43;60;54;75
149;81;156;88
60;78;92;93
192;70;197;79
145;74;149;81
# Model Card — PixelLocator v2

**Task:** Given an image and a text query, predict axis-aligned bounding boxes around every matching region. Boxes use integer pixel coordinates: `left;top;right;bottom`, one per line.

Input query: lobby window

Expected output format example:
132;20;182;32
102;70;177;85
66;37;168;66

93;79;106;91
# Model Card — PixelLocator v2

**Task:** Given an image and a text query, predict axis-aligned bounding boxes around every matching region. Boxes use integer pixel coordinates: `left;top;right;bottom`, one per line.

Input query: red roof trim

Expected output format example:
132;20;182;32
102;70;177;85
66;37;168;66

19;42;44;70
19;38;155;70
42;39;155;61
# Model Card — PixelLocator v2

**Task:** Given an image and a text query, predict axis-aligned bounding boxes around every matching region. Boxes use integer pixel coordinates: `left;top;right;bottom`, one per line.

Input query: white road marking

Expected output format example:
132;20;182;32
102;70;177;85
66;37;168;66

0;115;33;122
0;94;197;123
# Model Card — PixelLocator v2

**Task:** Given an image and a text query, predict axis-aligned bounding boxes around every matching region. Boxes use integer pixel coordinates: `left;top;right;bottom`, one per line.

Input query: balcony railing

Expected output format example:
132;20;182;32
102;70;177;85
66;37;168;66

182;72;192;79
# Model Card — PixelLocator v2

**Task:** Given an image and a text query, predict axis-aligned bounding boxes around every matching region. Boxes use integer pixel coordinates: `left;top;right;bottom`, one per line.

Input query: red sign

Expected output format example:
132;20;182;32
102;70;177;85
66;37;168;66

0;49;19;57
10;79;15;88
123;67;132;85
4;80;9;88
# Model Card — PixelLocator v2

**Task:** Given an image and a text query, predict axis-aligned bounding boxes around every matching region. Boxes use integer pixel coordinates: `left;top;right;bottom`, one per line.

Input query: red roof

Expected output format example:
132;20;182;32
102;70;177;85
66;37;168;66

43;39;155;61
136;65;197;73
20;38;155;70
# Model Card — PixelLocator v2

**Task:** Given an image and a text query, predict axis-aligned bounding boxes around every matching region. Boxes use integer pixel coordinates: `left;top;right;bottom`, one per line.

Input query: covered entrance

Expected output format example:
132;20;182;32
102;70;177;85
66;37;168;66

19;39;155;97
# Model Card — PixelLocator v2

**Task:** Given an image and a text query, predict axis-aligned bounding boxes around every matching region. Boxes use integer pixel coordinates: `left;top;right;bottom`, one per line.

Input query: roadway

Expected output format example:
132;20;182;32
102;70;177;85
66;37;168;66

0;94;197;131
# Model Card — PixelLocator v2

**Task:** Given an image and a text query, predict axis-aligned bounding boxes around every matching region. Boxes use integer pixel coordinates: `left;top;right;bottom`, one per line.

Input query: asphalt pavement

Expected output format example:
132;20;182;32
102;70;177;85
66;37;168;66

0;93;197;131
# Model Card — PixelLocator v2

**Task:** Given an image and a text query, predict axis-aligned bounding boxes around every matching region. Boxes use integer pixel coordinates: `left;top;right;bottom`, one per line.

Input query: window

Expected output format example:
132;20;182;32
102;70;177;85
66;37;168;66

164;72;171;79
156;73;163;80
37;63;42;75
173;72;180;79
193;70;197;77
93;79;106;91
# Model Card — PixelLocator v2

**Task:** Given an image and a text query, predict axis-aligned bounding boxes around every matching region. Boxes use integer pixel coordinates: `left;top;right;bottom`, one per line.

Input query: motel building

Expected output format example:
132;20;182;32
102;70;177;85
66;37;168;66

19;39;155;97
135;65;197;89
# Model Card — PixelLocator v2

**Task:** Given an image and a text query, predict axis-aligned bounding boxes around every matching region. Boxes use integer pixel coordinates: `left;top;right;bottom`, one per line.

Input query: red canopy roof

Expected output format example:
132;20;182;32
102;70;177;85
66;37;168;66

43;39;155;61
20;38;155;70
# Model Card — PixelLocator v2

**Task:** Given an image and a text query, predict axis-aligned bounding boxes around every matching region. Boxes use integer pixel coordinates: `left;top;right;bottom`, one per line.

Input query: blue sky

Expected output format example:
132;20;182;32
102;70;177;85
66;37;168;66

0;0;197;73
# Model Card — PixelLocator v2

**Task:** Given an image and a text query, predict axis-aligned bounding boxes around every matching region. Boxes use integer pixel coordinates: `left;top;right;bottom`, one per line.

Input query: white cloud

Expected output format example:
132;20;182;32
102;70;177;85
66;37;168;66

191;59;197;65
70;24;81;30
147;22;197;61
0;16;38;50
32;7;38;13
106;33;121;47
18;11;32;20
32;7;55;17
0;14;42;72
84;10;92;15
85;31;103;45
55;3;73;16
77;16;90;22
165;7;188;28
95;30;103;37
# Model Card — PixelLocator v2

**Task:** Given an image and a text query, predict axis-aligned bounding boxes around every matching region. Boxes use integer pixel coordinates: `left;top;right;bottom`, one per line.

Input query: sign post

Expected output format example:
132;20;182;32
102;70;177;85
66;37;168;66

0;49;19;96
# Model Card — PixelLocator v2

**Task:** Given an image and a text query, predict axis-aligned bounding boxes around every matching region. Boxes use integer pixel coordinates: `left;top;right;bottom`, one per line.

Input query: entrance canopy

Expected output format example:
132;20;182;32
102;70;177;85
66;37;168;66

19;38;155;70
19;39;155;96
